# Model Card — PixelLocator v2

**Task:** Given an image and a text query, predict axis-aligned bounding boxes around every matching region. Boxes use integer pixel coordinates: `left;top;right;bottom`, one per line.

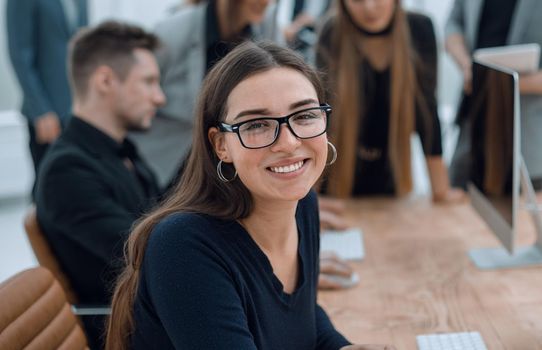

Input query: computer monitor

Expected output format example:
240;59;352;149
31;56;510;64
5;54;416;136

467;60;542;269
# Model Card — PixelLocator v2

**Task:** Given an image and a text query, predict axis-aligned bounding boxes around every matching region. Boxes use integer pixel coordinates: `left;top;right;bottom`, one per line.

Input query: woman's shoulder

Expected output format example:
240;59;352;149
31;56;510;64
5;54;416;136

155;211;214;230
154;3;206;44
148;212;226;250
317;13;339;49
406;12;437;59
406;12;436;41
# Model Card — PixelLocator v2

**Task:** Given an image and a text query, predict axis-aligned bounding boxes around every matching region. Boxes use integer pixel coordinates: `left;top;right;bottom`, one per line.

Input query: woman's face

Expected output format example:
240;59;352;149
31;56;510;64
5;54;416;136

238;0;270;24
210;67;328;205
343;0;396;33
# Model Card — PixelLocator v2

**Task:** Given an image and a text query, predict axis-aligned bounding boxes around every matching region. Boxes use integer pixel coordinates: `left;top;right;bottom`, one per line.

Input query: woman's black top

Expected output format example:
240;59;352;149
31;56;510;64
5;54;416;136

130;190;350;349
317;13;443;195
205;0;252;72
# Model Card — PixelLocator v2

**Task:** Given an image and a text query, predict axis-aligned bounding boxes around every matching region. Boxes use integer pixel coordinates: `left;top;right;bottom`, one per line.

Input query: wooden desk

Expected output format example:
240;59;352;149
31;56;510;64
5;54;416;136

319;198;542;349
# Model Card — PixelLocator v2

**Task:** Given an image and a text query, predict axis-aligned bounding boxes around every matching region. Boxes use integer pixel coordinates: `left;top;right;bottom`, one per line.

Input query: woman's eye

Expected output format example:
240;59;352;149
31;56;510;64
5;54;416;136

292;112;320;123
243;120;270;131
297;113;318;119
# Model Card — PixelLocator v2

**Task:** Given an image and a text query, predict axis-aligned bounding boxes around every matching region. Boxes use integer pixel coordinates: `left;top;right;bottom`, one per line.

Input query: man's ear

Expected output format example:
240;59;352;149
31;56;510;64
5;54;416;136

208;127;231;162
92;65;117;95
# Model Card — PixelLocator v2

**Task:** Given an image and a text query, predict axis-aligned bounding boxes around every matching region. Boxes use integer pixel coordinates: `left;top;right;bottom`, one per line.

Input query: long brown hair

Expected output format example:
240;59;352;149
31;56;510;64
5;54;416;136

105;41;325;350
319;0;431;197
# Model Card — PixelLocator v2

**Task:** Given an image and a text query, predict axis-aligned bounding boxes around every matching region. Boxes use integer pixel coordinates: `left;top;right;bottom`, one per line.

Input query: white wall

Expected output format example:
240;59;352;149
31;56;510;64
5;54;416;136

89;0;181;29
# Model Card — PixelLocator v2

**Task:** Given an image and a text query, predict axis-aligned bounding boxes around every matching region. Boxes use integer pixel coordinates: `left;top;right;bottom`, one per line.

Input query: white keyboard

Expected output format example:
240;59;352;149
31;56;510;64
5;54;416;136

417;332;488;350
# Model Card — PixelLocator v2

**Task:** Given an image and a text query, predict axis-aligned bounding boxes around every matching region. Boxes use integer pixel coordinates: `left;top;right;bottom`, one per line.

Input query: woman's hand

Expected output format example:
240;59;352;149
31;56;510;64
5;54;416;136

519;70;542;95
318;196;348;230
318;251;355;290
426;157;467;204
432;187;466;204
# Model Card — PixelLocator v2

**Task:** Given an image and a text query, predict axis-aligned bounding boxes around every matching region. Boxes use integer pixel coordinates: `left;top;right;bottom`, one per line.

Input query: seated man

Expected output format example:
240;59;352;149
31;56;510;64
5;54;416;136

35;21;165;348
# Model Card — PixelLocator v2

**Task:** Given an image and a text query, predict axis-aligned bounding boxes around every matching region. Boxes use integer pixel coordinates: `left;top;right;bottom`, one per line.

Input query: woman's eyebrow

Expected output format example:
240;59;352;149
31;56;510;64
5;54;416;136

289;98;319;110
233;98;320;121
234;108;271;121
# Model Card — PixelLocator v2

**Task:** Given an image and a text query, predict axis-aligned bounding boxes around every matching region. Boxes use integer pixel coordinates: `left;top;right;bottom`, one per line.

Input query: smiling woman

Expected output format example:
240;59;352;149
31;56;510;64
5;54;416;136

105;41;396;350
208;68;329;204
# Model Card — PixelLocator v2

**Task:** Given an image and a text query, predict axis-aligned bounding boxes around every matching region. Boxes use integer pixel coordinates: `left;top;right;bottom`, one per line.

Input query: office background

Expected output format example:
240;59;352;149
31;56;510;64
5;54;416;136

0;0;459;282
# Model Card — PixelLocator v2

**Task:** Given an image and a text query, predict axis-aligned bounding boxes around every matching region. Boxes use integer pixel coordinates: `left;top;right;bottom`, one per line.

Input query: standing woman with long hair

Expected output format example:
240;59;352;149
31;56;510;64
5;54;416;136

316;0;462;201
106;42;395;350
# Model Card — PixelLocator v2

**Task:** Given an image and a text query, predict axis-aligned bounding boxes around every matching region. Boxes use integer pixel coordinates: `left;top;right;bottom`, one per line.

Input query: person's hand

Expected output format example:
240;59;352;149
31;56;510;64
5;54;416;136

319;251;354;290
519;70;542;95
433;187;467;204
341;345;397;350
319;196;348;230
34;112;61;144
283;13;314;44
283;24;300;44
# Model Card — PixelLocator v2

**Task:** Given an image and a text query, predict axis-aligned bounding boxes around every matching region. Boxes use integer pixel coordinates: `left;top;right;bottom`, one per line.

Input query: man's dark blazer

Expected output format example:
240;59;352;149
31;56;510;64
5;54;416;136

35;117;160;305
6;0;88;123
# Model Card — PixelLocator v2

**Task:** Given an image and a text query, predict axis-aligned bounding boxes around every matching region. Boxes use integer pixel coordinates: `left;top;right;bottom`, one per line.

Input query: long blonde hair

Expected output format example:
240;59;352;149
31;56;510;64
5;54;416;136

319;0;431;197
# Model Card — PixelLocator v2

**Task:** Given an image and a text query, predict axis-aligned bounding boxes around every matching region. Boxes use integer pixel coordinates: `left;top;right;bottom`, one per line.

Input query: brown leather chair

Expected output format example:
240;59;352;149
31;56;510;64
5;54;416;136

0;267;88;350
23;207;111;317
23;206;79;304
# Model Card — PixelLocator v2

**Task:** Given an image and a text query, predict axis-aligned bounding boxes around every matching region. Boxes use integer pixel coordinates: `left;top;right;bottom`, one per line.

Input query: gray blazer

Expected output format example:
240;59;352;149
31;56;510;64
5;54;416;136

445;0;542;178
131;2;282;187
155;2;281;123
6;0;88;123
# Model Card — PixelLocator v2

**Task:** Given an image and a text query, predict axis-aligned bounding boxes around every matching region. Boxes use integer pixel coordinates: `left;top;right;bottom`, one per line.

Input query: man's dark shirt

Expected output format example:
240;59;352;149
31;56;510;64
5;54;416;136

36;116;159;305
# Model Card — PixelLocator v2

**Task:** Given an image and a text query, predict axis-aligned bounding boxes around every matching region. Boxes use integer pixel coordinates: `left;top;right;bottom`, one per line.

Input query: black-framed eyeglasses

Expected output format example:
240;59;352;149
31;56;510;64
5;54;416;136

217;104;331;149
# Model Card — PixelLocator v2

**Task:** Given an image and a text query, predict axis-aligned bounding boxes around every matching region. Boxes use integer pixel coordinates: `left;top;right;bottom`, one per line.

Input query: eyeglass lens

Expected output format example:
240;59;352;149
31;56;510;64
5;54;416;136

238;108;327;148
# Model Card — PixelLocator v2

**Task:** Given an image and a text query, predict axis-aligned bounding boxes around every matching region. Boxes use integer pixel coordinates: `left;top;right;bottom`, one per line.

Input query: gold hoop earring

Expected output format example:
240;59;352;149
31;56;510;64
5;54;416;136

326;141;337;166
217;159;238;182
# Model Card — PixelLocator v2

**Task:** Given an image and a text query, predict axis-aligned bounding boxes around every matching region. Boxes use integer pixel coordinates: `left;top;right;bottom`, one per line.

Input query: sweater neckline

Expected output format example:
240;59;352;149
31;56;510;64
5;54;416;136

231;219;307;307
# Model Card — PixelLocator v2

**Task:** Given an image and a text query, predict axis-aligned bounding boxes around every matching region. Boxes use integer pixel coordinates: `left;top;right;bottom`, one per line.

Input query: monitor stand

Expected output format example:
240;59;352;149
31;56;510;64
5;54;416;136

469;158;542;269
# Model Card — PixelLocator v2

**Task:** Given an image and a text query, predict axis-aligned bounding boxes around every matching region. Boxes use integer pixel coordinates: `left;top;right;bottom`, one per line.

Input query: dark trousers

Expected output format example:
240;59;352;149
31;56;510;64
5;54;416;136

449;119;472;190
27;123;51;199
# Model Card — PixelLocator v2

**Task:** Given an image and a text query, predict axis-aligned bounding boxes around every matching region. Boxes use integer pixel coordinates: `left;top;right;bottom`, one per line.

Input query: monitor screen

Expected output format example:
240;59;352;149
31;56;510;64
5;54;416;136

468;60;520;253
469;61;517;224
467;61;542;269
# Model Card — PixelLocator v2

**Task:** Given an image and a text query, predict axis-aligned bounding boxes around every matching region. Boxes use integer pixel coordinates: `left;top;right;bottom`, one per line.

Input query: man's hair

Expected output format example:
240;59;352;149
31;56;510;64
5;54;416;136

68;20;160;98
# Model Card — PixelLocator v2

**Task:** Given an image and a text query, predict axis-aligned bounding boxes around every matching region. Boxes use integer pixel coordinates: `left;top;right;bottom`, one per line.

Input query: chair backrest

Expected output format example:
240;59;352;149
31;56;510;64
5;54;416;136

23;206;79;304
0;267;88;350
